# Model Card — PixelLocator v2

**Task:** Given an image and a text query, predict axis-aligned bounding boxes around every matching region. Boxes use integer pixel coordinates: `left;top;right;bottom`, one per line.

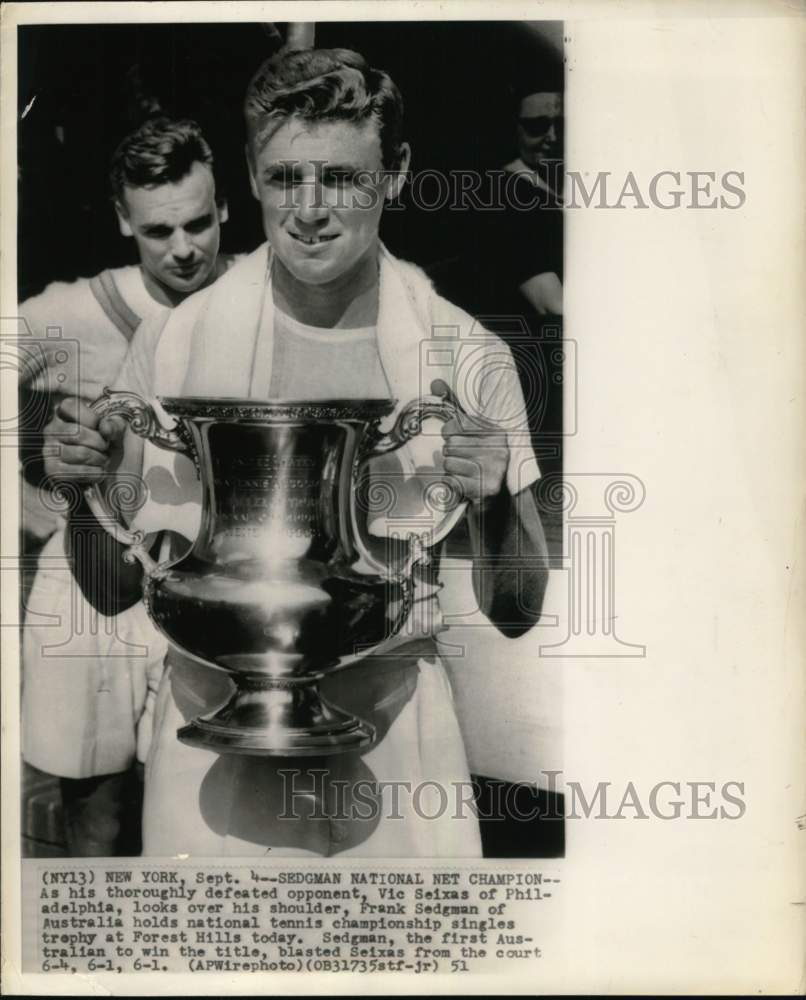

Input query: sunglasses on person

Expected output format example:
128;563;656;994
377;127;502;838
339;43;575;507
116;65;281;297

518;115;564;138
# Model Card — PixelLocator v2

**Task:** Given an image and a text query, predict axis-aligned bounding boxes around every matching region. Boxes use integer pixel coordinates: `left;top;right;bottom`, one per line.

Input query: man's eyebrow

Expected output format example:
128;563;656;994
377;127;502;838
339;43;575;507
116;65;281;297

261;160;369;174
261;159;301;173
185;212;213;226
320;163;368;175
139;212;213;233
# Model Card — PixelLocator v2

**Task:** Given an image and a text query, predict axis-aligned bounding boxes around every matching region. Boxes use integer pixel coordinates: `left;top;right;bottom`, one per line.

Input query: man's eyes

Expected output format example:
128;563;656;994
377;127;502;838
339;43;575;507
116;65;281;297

321;169;363;188
141;216;212;239
185;216;213;234
264;168;369;188
519;116;564;137
265;168;300;188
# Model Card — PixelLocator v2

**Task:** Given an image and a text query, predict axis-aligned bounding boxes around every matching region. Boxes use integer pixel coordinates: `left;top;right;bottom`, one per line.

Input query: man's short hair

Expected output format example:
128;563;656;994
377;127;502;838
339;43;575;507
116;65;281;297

244;48;404;169
109;117;216;205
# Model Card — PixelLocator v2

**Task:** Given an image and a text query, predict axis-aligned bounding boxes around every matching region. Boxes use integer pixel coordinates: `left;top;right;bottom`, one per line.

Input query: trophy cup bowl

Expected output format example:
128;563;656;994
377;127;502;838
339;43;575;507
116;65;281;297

85;389;467;757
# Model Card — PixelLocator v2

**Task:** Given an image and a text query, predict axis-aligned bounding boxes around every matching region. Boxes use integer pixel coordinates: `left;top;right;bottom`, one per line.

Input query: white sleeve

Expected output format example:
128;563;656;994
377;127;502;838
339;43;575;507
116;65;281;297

19;279;129;399
473;338;541;496
428;292;541;496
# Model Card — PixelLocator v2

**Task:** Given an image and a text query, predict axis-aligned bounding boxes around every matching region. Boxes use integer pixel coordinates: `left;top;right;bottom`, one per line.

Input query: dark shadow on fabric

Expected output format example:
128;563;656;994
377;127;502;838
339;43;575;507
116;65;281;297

171;653;423;852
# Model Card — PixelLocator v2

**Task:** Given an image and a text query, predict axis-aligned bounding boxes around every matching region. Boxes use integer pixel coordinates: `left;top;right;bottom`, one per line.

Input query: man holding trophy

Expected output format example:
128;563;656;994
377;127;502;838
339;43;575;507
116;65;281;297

45;48;549;856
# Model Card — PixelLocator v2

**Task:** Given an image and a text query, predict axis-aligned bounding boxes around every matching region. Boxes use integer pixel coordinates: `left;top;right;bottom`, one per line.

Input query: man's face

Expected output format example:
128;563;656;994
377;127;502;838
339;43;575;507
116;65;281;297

248;117;405;288
516;92;564;169
116;161;226;302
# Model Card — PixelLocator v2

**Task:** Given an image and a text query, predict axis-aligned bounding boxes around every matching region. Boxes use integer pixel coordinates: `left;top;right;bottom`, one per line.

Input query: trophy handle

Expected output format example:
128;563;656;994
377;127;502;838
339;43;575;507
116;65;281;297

83;388;191;573
365;379;469;550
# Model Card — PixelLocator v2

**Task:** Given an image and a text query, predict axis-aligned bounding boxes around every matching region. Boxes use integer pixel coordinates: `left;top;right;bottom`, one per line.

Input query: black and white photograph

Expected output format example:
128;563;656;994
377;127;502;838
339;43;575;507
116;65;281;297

16;19;565;860
2;2;803;994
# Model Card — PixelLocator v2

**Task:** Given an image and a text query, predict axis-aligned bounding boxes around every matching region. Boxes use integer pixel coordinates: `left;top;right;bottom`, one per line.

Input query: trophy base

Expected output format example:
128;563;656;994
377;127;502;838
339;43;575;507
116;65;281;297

177;676;376;757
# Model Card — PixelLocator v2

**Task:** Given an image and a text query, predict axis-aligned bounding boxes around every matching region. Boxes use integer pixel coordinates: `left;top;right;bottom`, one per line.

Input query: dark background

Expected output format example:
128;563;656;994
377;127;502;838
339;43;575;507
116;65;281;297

18;20;563;297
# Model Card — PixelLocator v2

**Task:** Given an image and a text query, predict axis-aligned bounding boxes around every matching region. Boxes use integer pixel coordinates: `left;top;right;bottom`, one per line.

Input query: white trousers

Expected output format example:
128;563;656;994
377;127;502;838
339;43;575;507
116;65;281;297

22;530;166;778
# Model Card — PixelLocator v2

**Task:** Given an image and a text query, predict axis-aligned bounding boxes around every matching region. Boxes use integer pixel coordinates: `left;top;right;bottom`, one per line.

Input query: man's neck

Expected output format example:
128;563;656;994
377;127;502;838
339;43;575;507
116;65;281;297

271;247;380;329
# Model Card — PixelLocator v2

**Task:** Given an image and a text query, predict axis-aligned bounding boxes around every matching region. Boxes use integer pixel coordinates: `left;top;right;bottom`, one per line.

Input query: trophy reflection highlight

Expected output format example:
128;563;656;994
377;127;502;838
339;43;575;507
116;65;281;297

86;388;466;756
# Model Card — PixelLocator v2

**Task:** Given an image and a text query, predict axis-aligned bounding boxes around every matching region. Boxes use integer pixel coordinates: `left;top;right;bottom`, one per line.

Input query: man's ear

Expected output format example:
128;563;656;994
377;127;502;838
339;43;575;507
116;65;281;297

115;200;133;237
216;198;229;224
385;142;412;202
246;144;259;200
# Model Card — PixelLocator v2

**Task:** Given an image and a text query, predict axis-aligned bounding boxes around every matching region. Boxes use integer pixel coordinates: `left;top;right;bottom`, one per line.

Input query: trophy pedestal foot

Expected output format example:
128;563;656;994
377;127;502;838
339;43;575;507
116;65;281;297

177;676;376;757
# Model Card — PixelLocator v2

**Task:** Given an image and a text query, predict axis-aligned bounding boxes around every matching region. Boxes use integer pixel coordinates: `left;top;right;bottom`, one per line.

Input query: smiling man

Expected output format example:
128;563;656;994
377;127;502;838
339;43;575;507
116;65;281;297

46;49;549;857
21;117;236;856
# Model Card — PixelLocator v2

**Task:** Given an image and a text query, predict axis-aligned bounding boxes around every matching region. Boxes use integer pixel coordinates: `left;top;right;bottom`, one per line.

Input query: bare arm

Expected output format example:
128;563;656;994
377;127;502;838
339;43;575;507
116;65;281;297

66;491;151;616
44;397;147;615
442;408;548;639
466;485;549;638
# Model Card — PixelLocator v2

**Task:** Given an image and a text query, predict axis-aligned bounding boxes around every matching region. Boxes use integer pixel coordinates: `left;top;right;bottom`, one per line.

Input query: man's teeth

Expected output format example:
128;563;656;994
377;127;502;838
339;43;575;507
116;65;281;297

291;233;336;245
